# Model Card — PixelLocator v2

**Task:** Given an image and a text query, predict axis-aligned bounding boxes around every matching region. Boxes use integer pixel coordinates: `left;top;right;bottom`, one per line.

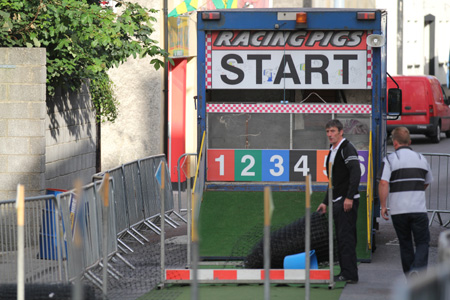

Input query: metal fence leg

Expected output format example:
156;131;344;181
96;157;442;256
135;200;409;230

115;253;136;270
98;262;122;280
144;220;162;235
126;230;145;245
118;239;134;253
171;211;187;223
85;271;103;290
437;212;443;226
164;214;179;228
107;262;124;278
131;227;149;242
429;211;437;227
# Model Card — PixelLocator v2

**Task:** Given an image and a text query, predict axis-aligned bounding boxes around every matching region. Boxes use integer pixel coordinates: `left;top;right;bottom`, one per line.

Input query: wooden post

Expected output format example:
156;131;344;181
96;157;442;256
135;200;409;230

263;186;271;300
160;162;166;288
16;184;25;300
305;175;311;300
102;173;110;299
328;162;335;288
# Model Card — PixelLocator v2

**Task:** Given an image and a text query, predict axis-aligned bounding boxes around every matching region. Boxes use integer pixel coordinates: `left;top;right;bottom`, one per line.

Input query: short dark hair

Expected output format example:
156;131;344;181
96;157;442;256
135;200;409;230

391;127;410;145
325;119;343;131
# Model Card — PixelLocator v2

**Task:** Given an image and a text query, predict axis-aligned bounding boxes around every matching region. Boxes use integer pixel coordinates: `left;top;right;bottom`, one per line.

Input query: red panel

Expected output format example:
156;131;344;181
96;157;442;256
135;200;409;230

207;149;235;181
213;270;237;280
310;270;330;280
166;269;190;280
260;270;285;280
168;59;187;183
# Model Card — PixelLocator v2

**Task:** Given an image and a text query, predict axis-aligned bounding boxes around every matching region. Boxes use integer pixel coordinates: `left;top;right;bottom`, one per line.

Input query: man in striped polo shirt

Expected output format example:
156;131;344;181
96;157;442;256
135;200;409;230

378;127;433;277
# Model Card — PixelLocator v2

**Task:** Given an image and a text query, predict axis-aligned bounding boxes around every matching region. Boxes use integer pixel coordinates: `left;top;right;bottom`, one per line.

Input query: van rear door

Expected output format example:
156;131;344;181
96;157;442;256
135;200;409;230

387;77;428;126
430;78;450;131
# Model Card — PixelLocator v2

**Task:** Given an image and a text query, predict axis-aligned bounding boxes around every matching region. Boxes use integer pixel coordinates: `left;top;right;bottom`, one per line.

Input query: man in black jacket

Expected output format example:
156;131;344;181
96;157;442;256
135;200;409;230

317;119;361;284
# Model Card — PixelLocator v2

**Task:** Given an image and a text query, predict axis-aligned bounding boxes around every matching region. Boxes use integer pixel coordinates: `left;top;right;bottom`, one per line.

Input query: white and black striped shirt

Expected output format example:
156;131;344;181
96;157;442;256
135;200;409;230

379;147;433;215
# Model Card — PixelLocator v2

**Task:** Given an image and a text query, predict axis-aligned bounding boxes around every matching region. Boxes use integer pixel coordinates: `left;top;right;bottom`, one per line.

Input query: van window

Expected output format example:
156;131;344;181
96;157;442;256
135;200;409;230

431;80;443;104
441;87;449;105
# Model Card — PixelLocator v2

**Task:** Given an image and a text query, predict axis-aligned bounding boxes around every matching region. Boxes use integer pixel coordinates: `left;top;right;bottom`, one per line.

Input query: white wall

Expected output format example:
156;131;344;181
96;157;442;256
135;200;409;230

377;0;450;84
427;1;450;84
101;0;164;171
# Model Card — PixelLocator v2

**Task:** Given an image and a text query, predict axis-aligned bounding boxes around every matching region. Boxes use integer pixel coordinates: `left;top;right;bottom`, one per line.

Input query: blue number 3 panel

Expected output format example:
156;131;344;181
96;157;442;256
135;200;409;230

262;150;290;181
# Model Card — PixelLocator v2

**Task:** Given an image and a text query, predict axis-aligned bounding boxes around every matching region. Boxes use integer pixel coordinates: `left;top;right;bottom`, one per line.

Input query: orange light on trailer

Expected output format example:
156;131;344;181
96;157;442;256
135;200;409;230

357;12;376;20
202;12;221;20
295;12;307;28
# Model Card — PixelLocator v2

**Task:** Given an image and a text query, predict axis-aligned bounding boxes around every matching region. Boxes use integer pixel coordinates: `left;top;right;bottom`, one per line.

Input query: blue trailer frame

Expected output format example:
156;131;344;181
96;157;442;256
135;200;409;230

196;9;389;249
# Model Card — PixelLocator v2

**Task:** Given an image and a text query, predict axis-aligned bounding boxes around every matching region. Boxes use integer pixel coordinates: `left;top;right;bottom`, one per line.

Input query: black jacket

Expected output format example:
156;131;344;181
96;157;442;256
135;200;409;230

322;139;361;205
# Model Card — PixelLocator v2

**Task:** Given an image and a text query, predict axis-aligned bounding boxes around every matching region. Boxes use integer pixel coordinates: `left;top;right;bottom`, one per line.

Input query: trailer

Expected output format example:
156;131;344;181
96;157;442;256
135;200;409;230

187;8;401;283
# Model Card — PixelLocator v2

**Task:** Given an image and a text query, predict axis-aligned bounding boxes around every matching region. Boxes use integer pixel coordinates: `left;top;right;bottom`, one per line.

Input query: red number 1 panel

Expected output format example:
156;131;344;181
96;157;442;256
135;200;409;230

207;149;235;181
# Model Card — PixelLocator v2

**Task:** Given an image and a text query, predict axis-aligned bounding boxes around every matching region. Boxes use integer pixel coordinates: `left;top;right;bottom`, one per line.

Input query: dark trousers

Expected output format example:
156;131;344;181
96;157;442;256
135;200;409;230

333;198;359;281
391;213;430;274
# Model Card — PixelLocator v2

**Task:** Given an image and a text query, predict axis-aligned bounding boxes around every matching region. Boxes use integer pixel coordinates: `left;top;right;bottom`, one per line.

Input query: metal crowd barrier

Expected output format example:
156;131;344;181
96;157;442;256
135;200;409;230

139;156;164;234
151;155;183;228
0;195;66;284
93;154;185;252
0;176;125;290
384;152;450;227
177;153;197;215
2;153;178;290
122;161;150;245
57;176;128;289
422;153;450;227
102;166;144;251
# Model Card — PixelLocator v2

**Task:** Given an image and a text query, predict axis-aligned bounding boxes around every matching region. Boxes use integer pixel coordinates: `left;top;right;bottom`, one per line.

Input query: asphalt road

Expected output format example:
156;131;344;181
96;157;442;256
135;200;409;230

341;133;450;300
387;133;450;153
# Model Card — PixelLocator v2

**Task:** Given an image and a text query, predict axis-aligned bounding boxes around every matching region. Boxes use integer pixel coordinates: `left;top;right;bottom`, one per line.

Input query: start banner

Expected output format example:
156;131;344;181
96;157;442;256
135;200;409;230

205;30;372;90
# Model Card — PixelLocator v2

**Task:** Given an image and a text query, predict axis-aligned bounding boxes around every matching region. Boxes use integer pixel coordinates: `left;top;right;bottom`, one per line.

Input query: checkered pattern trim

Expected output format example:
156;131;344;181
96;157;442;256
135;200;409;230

205;32;212;89
367;47;372;89
206;103;372;114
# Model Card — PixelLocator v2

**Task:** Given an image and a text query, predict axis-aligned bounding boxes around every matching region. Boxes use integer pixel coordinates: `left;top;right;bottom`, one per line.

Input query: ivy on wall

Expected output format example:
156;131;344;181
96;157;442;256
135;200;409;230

0;0;169;123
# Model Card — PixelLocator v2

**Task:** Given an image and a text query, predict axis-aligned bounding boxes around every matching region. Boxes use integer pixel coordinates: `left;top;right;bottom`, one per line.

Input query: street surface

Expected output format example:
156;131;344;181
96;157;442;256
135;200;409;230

340;133;450;300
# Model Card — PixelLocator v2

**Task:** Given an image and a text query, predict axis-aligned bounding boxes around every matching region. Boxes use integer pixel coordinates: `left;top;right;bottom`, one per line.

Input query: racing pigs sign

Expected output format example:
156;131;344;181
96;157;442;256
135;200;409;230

206;30;371;89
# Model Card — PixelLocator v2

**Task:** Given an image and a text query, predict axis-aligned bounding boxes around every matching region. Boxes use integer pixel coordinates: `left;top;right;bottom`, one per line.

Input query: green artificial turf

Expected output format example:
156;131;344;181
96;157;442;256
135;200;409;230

198;191;370;261
137;283;346;300
139;191;367;300
139;266;347;300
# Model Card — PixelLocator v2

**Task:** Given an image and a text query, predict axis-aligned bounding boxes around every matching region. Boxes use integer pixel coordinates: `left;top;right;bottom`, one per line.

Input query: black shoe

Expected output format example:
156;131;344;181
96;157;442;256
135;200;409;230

334;275;358;284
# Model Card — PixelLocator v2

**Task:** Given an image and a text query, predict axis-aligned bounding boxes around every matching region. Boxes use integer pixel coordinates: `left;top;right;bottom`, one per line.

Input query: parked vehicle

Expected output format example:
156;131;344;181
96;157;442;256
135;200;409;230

387;75;450;143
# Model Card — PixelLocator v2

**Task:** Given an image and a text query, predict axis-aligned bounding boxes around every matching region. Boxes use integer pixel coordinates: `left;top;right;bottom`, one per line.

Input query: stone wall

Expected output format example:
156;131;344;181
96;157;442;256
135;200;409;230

45;83;96;190
0;48;46;200
0;48;97;200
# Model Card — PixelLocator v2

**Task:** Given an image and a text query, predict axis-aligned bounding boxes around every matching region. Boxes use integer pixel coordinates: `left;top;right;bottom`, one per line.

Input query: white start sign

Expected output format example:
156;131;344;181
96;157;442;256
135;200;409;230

206;30;372;90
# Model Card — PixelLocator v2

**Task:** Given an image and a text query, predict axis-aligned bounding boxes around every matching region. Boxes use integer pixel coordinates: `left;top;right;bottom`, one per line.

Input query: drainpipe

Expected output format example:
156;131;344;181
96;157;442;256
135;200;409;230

163;0;169;157
397;0;403;75
425;14;435;76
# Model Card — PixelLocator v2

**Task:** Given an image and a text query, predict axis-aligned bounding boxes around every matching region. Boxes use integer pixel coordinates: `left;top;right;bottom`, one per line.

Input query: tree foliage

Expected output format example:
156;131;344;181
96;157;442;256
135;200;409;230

0;0;169;122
